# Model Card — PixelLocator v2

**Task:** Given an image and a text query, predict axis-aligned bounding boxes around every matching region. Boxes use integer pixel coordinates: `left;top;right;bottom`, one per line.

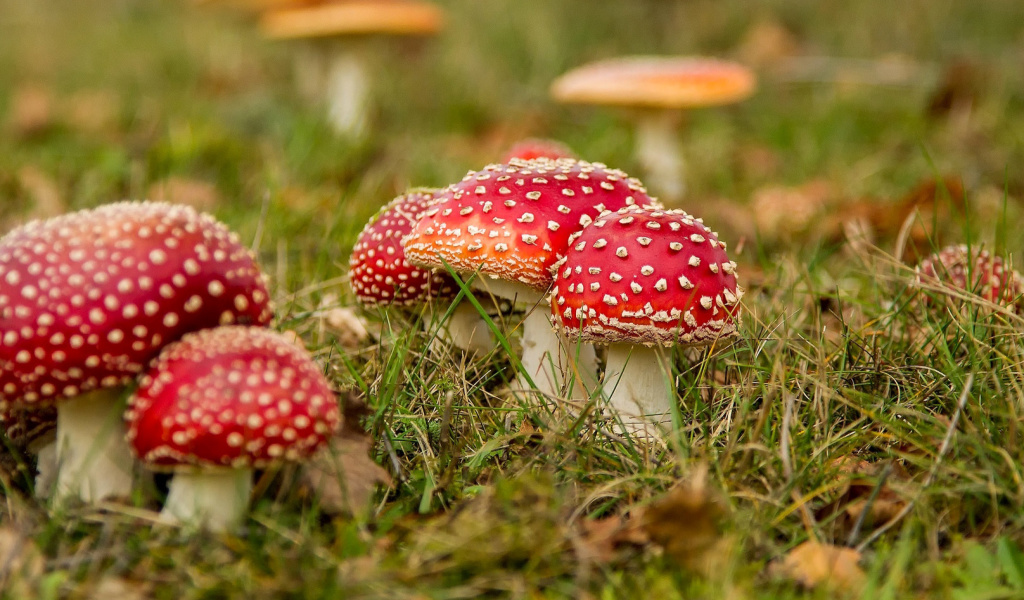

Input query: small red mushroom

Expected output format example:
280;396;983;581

550;206;742;434
915;244;1023;312
404;158;661;399
126;326;341;531
349;189;492;353
0;201;273;502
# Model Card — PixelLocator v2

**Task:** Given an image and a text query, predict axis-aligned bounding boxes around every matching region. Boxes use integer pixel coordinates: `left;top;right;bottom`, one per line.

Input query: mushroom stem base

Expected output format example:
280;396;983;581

54;388;135;503
324;44;370;137
603;344;673;437
426;301;493;355
162;469;254;532
33;439;57;500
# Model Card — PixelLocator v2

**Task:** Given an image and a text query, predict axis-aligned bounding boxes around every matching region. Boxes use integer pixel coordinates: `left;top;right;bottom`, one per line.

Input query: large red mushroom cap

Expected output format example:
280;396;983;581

125;326;340;470
0;201;273;409
349;189;457;306
403;158;661;291
915;244;1023;312
501;139;576;163
551;206;742;346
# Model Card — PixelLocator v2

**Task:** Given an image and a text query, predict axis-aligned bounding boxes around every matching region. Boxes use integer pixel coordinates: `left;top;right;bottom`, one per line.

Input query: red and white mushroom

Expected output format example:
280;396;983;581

0;201;273;502
915;244;1023;312
349;189;492;354
550;206;742;434
404;158;661;400
125;326;341;531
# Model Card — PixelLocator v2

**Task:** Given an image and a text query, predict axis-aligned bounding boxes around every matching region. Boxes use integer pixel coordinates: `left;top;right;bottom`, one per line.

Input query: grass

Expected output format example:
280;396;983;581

3;0;1024;597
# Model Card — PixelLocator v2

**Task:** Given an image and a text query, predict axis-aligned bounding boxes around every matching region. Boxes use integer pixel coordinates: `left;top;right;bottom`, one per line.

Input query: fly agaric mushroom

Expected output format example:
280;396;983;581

0;201;273;503
126;326;340;531
551;57;755;201
915;244;1024;312
260;0;444;137
501;139;576;163
404;158;661;401
349;189;492;353
550;205;742;434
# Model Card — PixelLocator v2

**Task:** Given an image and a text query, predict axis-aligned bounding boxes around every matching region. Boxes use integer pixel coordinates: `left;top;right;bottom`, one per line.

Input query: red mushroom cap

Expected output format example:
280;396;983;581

349;189;457;306
125;326;340;470
500;139;576;163
0;201;273;409
550;206;742;346
915;244;1023;311
403;158;661;291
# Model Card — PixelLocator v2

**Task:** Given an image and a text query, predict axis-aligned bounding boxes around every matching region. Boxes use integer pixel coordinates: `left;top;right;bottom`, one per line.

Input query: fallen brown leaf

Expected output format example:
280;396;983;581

772;541;865;594
17;166;66;220
631;466;730;572
301;427;392;515
817;457;908;541
147;177;220;212
735;18;801;70
751;180;834;243
85;576;153;600
6;84;54;137
320;303;371;349
63;89;120;136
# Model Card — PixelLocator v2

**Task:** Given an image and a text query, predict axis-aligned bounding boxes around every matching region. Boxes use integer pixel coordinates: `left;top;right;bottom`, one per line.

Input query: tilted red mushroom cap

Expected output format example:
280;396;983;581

403;158;660;290
125;326;340;470
349;189;457;306
915;244;1024;311
501;139;576;163
551;206;742;346
0;201;273;408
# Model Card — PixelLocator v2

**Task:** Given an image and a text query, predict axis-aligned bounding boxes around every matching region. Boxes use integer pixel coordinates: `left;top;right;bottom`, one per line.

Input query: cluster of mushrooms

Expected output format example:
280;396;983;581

350;146;744;436
0;145;1017;536
0;202;340;531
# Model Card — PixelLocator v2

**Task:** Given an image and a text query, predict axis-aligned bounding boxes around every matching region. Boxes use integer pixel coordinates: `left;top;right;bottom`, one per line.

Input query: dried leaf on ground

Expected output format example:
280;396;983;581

0;526;45;595
817;457;908;538
6;84;54;137
17;166;66;219
735;18;802;70
301;397;392;515
85;576;153;600
63;89;120;135
627;466;730;572
320;300;371;349
752;180;834;242
771;541;865;594
147;177;220;212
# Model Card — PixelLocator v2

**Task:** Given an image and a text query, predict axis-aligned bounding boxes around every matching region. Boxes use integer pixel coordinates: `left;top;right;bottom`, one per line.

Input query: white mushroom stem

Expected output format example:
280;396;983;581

602;343;674;435
426;301;493;355
54;388;135;503
473;278;598;403
634;110;685;202
323;42;370;137
161;469;253;532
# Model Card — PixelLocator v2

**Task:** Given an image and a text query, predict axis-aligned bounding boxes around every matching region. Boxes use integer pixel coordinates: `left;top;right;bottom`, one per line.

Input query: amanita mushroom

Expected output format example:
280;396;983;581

404;158;661;401
126;326;340;531
550;205;742;434
349;189;491;353
260;0;444;137
0;201;273;502
551;57;756;201
915;244;1024;312
501;139;576;163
